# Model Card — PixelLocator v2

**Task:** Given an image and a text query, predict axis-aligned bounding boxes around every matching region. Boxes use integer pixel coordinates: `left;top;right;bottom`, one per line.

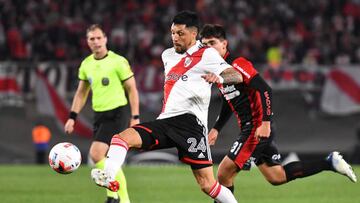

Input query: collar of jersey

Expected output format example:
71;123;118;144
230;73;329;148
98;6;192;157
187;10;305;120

185;41;202;56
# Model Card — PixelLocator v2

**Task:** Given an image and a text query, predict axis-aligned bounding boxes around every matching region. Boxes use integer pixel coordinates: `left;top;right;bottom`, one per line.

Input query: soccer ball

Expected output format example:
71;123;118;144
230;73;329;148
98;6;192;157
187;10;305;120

48;142;82;174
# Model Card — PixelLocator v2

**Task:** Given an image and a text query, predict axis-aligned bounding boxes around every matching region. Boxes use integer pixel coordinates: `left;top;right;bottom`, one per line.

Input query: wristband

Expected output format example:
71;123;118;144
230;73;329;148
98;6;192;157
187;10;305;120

132;115;140;119
218;76;224;84
69;111;78;120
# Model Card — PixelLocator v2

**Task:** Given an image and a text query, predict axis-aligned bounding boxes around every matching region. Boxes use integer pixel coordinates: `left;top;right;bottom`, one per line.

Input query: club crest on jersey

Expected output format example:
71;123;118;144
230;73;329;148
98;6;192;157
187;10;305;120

184;57;192;67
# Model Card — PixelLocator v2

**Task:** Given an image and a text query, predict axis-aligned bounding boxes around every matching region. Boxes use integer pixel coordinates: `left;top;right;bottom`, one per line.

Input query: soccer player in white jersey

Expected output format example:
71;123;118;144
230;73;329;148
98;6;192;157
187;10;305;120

91;11;243;203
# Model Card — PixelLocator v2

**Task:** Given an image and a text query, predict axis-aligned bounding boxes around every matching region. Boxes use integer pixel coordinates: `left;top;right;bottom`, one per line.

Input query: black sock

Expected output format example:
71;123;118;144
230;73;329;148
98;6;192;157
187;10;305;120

284;160;332;182
226;185;234;193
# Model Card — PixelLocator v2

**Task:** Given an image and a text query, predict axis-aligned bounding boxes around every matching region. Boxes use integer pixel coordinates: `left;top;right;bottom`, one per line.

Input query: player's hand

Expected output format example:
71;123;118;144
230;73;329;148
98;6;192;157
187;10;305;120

201;72;222;84
255;121;271;140
208;128;219;145
64;119;75;134
129;118;140;127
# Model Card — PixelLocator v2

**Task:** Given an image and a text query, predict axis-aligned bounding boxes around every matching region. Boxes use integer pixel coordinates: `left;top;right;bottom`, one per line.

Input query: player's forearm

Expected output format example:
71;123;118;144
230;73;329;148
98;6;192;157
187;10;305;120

249;75;273;121
123;77;140;116
70;91;88;114
127;86;140;116
220;68;243;84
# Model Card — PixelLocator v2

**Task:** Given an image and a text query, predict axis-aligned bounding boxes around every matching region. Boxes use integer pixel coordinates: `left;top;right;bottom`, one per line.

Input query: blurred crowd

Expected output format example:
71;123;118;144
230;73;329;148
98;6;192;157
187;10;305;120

1;0;360;66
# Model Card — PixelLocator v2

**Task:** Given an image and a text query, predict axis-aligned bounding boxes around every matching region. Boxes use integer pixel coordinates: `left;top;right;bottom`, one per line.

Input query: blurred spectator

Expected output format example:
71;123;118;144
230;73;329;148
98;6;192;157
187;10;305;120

32;121;51;164
0;0;359;65
0;21;6;59
135;58;164;113
267;46;283;70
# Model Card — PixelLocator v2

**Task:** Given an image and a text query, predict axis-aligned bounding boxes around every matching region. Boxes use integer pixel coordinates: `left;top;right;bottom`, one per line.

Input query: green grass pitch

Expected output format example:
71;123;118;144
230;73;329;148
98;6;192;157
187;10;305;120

0;165;359;203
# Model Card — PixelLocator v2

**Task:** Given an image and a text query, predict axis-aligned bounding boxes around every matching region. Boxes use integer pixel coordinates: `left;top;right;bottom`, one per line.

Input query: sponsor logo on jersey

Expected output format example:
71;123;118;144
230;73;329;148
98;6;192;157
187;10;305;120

233;63;251;79
220;85;241;100
165;73;188;82
220;85;236;94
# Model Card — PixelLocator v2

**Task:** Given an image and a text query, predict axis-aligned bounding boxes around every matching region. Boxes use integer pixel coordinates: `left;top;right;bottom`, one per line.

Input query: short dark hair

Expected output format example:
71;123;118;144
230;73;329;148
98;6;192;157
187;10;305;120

86;24;106;37
199;24;226;40
172;10;200;31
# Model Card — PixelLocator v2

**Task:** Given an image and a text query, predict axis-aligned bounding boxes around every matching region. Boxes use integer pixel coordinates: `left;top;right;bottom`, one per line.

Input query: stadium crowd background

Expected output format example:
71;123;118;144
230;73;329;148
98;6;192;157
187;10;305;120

1;0;360;65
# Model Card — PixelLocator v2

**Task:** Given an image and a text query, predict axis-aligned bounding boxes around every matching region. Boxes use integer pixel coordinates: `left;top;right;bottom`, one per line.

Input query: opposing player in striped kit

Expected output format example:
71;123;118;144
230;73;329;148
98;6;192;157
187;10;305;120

199;24;357;200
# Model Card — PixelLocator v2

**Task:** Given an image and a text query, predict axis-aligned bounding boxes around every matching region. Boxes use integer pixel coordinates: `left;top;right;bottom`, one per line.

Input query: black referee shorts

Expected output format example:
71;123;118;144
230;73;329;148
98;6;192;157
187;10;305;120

93;105;129;145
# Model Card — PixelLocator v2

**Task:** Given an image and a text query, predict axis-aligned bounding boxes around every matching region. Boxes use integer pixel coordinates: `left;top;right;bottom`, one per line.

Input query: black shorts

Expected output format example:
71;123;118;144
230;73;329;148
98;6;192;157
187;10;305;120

132;114;212;170
227;124;281;170
93;106;129;145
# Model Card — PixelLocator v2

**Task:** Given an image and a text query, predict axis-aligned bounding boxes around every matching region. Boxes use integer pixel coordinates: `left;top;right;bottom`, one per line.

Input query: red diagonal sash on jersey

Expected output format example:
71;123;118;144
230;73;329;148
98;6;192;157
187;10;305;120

162;48;206;112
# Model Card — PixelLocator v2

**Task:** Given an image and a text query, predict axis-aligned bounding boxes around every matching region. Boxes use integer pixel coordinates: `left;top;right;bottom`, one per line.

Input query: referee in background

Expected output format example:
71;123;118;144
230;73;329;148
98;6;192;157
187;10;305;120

65;24;139;203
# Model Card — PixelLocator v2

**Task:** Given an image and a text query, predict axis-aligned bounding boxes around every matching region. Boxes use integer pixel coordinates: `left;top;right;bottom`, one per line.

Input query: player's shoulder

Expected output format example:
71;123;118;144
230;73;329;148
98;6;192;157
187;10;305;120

232;56;254;68
108;50;129;63
161;47;176;58
202;46;222;59
233;56;251;63
232;56;258;80
80;54;94;67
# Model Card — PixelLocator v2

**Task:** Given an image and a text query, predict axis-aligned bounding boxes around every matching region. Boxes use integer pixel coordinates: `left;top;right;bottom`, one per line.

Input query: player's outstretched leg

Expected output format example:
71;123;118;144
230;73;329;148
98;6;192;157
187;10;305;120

92;129;140;193
91;168;120;192
193;166;238;203
327;151;357;182
95;159;120;203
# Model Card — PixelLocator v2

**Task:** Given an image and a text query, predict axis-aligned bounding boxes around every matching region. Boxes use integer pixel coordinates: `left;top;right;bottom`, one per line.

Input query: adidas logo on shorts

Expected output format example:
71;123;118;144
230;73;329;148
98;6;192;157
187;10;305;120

198;152;205;159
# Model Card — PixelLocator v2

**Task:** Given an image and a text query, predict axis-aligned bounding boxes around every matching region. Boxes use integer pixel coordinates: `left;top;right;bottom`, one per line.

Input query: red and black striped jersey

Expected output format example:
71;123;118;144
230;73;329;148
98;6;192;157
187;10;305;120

214;52;272;131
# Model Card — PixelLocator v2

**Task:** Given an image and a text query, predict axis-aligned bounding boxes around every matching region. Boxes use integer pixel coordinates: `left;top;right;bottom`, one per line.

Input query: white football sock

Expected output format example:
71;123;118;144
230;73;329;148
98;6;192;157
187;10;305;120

105;136;129;179
209;182;238;203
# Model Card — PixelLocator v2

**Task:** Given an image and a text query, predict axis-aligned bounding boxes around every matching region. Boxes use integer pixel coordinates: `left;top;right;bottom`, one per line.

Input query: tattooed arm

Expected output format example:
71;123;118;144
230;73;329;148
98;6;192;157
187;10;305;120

220;67;243;84
201;67;243;84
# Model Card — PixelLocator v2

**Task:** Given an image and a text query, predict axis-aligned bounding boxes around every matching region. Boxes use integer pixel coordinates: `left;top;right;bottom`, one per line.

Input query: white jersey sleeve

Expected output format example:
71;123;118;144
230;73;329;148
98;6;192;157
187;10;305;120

201;47;232;76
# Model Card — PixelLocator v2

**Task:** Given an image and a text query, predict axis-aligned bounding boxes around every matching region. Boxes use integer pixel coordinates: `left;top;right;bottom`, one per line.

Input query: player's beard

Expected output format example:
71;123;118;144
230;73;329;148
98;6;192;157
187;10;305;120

174;44;186;54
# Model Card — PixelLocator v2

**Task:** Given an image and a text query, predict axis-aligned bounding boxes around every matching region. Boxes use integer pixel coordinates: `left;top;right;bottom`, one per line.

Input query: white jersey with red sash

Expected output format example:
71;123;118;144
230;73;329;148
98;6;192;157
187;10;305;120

158;41;232;129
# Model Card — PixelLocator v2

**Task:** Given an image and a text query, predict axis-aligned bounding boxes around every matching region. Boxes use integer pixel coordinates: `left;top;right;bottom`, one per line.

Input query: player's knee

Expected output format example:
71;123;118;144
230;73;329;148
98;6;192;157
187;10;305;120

217;172;228;185
199;181;213;194
217;168;236;186
268;179;283;186
112;128;142;148
266;175;286;186
195;177;214;194
89;149;105;163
